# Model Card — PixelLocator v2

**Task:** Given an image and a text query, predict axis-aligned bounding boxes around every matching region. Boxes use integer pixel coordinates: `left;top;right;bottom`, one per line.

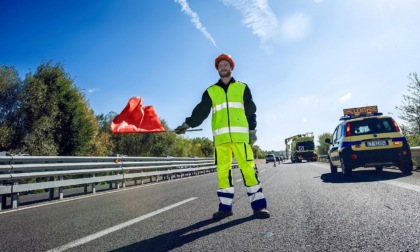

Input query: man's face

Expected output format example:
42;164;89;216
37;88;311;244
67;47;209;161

217;60;232;78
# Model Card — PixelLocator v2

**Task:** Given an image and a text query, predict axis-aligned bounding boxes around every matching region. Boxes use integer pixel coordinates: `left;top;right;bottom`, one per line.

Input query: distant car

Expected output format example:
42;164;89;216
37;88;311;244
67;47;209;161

325;106;413;176
265;154;276;164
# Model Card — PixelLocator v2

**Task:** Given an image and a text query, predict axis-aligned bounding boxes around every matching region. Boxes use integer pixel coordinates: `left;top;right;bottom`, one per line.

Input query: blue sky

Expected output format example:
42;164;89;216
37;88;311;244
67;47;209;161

1;0;420;151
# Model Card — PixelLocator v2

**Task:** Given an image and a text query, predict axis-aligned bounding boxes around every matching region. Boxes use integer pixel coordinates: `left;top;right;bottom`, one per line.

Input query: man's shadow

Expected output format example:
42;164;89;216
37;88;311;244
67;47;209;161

111;215;255;252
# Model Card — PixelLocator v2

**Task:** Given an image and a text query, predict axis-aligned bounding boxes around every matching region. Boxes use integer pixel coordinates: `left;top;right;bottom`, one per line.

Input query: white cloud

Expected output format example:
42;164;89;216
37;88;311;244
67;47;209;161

302;117;308;123
220;0;279;42
339;93;352;103
88;88;99;94
281;13;311;41
175;0;217;47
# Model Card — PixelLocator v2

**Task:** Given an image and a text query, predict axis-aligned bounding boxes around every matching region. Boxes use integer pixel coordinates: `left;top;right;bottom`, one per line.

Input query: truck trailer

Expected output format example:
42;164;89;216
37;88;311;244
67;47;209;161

285;132;315;163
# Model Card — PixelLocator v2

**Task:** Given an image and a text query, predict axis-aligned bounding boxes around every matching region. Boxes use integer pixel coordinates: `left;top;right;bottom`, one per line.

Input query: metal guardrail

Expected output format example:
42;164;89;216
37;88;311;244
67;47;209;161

317;155;329;162
0;156;237;211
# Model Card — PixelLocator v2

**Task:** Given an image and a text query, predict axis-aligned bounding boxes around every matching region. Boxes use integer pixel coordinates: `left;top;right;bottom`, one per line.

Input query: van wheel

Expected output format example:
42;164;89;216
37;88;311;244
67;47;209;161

340;158;352;176
329;161;337;174
375;166;383;172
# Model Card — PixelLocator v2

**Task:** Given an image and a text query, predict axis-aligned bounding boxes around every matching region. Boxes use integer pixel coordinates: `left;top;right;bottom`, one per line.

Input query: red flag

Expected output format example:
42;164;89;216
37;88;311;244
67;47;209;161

111;97;166;133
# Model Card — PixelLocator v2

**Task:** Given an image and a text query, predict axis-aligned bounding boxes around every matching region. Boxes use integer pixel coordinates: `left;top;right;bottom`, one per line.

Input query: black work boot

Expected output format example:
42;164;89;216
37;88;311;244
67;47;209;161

212;210;233;221
253;208;270;219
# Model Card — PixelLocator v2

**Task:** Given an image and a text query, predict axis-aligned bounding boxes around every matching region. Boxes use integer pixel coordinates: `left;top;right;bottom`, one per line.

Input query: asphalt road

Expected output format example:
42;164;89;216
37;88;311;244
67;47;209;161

0;161;419;252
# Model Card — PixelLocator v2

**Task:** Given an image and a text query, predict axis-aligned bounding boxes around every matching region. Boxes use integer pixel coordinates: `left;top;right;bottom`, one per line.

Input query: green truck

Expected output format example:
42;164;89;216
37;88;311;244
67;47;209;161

285;132;316;163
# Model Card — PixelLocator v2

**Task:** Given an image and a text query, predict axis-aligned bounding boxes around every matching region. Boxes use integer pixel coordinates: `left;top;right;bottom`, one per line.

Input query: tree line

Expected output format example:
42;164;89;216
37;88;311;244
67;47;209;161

0;62;269;158
1;62;418;159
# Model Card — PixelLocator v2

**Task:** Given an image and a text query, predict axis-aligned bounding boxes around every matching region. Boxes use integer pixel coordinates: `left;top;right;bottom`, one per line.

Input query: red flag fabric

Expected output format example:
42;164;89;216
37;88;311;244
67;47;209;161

111;97;166;133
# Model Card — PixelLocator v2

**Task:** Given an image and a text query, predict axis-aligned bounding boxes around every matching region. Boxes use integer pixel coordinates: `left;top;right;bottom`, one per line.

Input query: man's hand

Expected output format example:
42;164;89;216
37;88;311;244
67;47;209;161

174;122;190;134
249;130;257;145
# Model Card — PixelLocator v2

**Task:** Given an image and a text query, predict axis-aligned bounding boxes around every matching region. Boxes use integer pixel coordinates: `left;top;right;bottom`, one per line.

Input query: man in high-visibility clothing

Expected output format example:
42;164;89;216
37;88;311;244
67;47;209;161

175;54;270;220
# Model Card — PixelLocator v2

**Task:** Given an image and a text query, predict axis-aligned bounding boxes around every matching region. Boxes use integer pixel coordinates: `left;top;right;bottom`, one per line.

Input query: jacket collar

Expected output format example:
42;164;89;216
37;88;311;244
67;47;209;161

216;77;235;88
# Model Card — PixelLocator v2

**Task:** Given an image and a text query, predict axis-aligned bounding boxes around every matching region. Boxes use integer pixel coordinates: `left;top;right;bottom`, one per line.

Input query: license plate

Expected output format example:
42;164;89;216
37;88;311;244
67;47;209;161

366;140;387;147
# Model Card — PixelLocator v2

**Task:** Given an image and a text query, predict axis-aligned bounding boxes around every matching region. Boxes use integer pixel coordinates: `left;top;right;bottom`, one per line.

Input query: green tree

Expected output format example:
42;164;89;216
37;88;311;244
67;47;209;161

93;113;116;156
317;132;332;155
171;137;193;157
252;145;263;159
191;137;214;157
0;66;23;151
19;62;98;155
395;73;420;135
109;118;182;157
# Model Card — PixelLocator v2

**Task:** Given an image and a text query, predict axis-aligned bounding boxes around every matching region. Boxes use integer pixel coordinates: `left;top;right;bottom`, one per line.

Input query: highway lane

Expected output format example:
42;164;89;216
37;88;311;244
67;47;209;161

0;162;419;251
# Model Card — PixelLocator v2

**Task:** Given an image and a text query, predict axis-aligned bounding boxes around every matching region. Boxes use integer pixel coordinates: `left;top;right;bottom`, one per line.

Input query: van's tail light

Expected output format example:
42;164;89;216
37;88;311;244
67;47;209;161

345;122;352;136
391;118;400;132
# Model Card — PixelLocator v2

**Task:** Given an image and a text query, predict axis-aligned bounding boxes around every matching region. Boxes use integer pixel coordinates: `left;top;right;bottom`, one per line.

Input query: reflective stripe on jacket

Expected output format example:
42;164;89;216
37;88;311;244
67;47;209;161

207;81;249;146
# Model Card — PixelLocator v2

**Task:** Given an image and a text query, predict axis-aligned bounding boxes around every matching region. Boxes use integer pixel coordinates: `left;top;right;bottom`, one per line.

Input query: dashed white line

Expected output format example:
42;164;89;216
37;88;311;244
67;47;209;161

47;197;197;252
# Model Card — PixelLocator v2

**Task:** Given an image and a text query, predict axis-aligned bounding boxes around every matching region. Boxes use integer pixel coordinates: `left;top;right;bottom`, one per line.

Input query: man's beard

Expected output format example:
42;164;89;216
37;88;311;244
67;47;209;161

218;69;231;78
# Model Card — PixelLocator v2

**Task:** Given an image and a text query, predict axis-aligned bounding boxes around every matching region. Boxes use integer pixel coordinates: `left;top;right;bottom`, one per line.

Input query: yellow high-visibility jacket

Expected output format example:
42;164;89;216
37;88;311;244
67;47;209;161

207;81;249;146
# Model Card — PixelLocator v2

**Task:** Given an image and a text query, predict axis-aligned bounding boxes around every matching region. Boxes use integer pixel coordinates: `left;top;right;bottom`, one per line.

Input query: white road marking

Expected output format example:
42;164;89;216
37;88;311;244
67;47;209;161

309;163;420;192
47;197;197;252
0;174;209;215
370;179;420;192
235;169;266;183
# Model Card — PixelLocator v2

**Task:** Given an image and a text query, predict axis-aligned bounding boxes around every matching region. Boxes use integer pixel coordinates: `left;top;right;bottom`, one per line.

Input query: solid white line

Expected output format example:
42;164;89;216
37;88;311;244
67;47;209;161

375;179;420;192
309;163;420;193
0;174;210;215
47;197;197;252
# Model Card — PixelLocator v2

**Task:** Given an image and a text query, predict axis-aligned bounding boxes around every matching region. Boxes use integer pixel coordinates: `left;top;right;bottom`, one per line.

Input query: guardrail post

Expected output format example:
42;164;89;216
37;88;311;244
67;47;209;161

84;174;88;194
0;181;4;211
49;177;54;200
12;181;18;209
92;174;96;194
59;176;64;200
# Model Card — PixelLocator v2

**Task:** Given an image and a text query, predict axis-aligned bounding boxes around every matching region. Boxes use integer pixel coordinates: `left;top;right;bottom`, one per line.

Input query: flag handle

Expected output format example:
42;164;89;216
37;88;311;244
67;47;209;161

166;128;203;133
186;128;203;132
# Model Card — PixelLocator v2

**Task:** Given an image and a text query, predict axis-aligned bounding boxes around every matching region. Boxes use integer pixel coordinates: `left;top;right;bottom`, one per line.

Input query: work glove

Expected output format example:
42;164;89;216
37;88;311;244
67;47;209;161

249;130;257;145
174;122;190;134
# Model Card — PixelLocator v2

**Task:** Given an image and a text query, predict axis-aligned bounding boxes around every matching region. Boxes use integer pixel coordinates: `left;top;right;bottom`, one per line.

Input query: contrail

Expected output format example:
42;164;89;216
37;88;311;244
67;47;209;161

220;0;278;42
175;0;217;47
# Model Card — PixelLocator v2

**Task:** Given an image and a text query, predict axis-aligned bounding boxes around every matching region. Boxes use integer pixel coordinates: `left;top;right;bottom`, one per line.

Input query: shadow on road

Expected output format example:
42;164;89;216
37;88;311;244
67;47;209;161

320;169;412;183
111;215;256;252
